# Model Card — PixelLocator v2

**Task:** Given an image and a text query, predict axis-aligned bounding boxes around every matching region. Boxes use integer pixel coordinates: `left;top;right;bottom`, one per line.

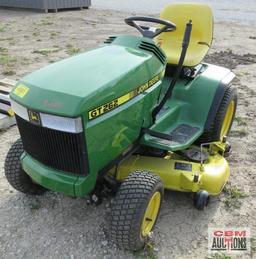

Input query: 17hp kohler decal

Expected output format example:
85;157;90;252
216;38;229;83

208;228;250;253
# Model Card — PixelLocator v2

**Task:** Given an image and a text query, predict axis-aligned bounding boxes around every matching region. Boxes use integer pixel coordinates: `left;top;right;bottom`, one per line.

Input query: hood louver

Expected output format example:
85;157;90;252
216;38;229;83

104;36;117;44
139;41;166;64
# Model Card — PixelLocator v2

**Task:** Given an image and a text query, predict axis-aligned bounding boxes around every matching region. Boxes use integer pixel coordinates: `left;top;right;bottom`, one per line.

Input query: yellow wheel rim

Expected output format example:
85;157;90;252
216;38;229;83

141;191;161;237
220;100;235;140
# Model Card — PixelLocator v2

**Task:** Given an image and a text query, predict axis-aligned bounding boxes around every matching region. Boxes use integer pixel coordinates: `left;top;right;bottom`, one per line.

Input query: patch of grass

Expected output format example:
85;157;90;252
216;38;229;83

133;236;158;259
206;253;232;259
0;26;5;32
2;64;16;76
133;244;158;259
42;21;53;26
33;31;40;37
251;237;256;253
222;184;248;209
0;48;17;75
0;47;8;53
0;37;14;42
234;116;247;126
40;18;54;26
230;128;248;137
236;71;250;78
66;47;81;55
50;32;60;38
32;48;60;56
0;55;17;64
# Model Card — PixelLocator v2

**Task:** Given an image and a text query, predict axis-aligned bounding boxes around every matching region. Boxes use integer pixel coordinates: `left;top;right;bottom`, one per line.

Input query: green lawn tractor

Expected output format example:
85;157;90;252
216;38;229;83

5;3;237;251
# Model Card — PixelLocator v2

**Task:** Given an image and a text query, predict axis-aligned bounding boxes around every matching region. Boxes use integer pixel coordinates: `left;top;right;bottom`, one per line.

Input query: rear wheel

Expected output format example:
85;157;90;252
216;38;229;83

110;171;163;251
4;139;46;195
198;85;237;143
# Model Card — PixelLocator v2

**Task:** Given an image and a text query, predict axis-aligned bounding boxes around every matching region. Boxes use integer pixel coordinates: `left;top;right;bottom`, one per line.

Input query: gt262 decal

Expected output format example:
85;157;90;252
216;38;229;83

88;73;162;120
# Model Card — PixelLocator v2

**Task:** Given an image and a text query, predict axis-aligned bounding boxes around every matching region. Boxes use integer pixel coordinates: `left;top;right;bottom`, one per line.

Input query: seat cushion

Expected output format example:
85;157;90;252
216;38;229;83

156;3;213;67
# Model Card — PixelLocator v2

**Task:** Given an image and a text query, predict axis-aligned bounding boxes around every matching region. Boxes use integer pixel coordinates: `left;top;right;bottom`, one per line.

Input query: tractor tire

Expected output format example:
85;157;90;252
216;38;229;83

198;85;237;143
4;139;46;195
110;171;163;251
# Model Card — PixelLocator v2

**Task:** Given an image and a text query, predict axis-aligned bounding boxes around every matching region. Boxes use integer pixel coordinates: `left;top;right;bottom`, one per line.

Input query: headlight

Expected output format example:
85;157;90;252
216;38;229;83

11;100;83;133
40;113;83;133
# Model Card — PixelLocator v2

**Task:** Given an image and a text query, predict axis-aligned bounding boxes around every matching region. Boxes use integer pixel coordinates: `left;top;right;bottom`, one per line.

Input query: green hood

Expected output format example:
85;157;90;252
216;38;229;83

11;36;165;119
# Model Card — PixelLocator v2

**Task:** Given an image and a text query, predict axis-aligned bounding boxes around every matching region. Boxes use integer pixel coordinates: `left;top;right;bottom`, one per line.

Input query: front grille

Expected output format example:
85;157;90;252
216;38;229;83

16;115;88;175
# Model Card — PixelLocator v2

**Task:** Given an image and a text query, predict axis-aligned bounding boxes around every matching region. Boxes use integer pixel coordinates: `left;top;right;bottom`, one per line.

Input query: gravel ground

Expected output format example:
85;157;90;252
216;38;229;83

0;7;256;259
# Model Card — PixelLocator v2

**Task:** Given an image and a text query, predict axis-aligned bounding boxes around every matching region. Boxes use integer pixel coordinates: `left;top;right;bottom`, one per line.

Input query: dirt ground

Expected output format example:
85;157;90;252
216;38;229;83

0;7;256;259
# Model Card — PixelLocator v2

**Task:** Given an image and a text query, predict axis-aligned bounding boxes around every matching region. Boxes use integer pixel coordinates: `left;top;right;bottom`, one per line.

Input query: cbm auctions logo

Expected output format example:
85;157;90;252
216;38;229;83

208;228;250;253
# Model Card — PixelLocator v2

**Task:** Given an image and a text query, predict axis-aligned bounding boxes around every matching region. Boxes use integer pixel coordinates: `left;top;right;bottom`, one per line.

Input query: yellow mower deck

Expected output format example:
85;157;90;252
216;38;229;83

114;143;229;196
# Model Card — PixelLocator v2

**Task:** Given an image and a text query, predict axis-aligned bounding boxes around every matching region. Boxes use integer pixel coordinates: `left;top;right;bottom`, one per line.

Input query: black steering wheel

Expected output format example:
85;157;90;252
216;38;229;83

125;16;176;39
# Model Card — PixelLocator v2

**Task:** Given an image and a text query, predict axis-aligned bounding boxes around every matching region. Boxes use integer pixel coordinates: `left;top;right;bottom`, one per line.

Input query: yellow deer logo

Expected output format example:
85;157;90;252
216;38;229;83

29;110;40;124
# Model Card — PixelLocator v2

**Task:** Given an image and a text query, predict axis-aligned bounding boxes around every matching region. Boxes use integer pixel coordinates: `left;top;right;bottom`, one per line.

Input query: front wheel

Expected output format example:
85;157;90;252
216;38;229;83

4;139;46;195
110;171;164;251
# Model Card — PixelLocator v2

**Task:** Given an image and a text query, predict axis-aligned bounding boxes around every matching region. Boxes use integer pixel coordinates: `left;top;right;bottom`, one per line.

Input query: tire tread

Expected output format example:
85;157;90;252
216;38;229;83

4;139;46;195
110;171;163;251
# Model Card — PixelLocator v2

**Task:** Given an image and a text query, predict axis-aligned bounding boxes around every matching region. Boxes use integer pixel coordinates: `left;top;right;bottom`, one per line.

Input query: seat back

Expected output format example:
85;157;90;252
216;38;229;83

156;3;213;67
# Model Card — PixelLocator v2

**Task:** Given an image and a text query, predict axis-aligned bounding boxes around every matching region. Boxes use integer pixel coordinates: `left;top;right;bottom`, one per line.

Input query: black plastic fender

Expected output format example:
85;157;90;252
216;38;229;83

203;72;236;134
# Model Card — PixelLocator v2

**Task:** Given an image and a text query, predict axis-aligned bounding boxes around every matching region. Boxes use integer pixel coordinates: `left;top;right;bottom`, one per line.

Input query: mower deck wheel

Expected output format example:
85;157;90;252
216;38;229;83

223;142;232;157
110;171;163;251
4;139;46;195
194;190;210;210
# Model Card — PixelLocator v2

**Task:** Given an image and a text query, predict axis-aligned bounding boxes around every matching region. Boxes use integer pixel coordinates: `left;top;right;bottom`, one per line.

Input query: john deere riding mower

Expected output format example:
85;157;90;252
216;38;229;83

5;3;237;250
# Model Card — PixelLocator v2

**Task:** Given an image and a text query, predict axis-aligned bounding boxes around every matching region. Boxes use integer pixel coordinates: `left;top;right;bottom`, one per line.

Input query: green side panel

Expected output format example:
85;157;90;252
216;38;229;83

82;82;162;193
142;64;232;151
21;153;78;196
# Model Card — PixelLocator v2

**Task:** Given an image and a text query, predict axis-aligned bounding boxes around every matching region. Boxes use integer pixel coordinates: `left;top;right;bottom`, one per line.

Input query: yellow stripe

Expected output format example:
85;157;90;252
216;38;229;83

88;73;162;120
